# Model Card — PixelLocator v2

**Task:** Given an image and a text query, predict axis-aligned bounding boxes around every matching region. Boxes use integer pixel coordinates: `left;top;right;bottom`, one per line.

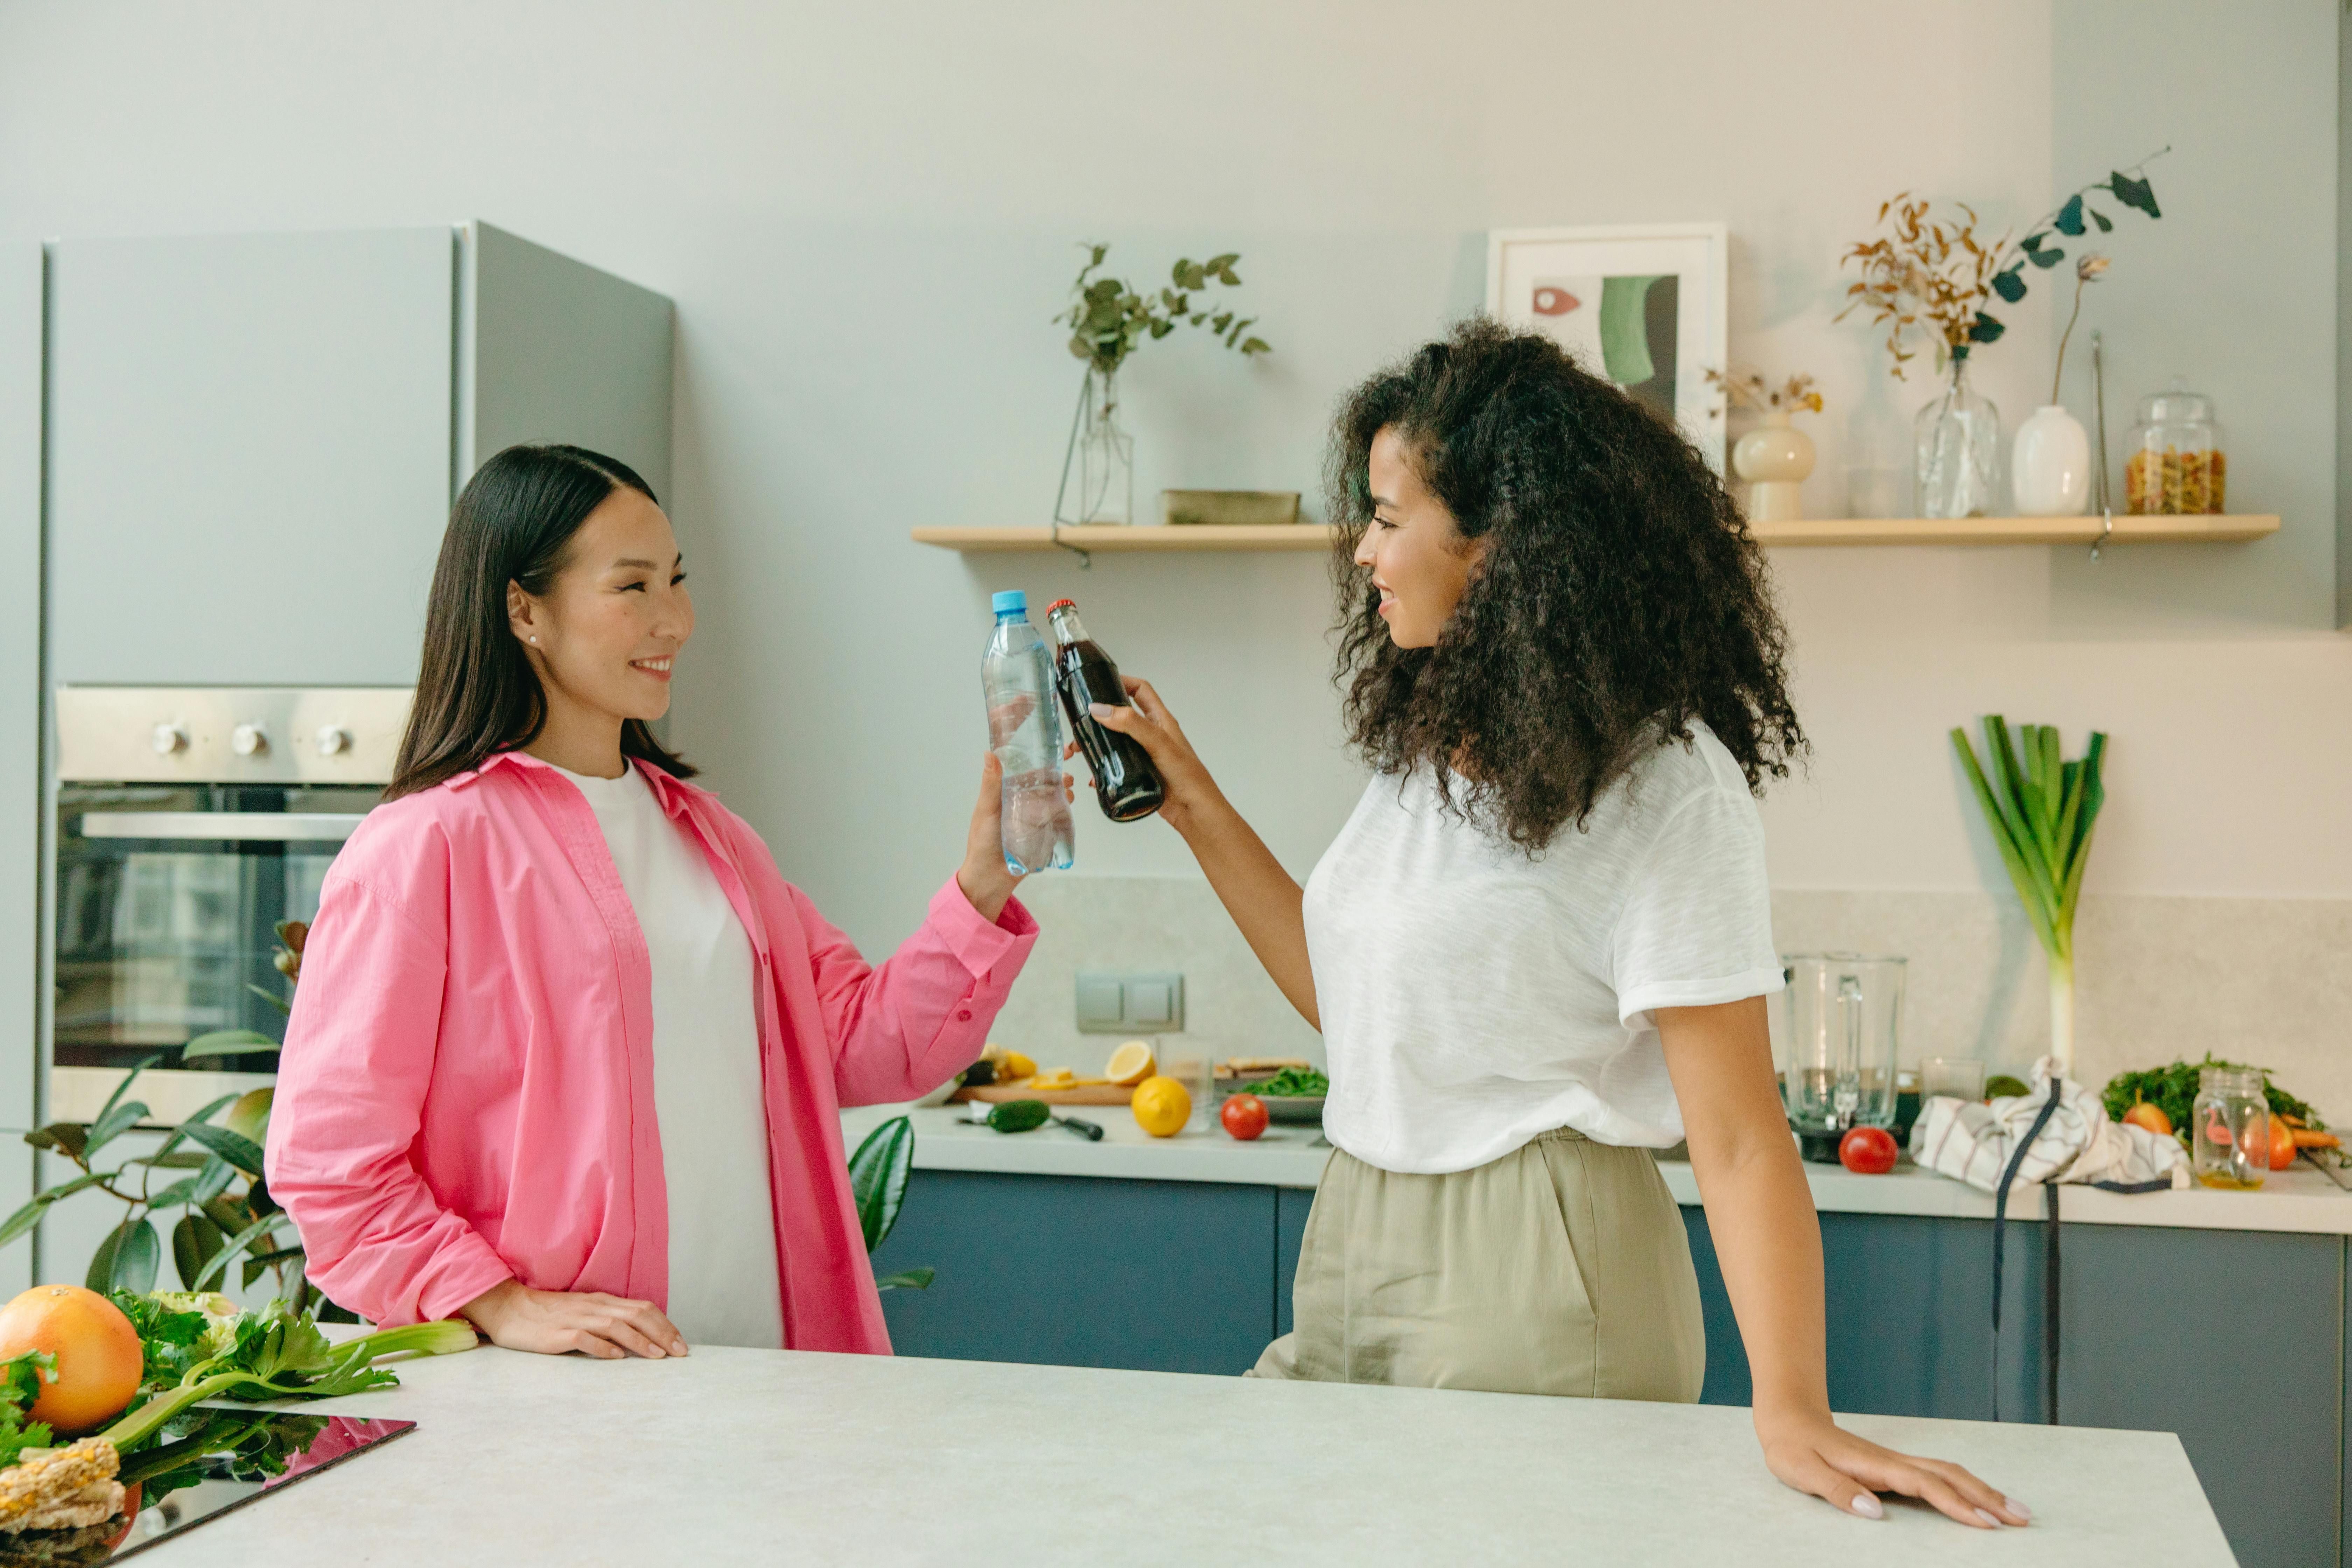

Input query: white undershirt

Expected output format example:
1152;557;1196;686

1303;721;1784;1174
553;762;783;1349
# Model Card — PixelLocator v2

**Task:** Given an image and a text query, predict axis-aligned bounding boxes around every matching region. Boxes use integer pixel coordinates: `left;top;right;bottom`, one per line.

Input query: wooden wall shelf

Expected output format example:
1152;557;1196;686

911;515;2280;553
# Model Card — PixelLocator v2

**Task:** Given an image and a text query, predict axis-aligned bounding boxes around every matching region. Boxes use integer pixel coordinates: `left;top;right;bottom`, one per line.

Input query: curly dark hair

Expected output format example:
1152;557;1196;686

1328;318;1803;851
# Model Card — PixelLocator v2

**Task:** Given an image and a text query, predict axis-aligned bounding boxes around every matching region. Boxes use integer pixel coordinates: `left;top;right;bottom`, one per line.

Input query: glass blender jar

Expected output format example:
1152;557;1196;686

1775;954;1906;1163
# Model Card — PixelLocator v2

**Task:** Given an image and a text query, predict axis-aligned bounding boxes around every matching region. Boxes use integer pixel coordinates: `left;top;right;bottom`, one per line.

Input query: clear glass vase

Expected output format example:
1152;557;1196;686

1913;355;2001;519
1055;367;1134;525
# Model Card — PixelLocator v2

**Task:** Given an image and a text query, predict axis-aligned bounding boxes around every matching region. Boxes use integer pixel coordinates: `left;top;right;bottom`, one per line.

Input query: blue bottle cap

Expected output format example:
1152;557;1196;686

990;590;1028;616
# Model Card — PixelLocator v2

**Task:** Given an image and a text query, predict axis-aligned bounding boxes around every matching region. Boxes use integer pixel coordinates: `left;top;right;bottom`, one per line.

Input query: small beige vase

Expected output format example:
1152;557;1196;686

1733;410;1815;522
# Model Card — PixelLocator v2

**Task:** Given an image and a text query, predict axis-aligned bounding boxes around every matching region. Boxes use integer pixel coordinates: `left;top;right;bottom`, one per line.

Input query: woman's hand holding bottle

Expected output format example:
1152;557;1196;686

956;749;1074;923
1081;678;1222;834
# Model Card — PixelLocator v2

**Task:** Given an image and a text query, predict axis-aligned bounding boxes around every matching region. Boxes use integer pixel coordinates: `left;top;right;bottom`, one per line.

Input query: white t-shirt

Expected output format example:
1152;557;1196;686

553;762;783;1349
1304;721;1782;1174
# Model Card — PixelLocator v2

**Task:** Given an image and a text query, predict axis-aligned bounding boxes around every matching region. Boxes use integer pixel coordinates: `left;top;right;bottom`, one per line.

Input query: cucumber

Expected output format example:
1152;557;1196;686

987;1099;1052;1134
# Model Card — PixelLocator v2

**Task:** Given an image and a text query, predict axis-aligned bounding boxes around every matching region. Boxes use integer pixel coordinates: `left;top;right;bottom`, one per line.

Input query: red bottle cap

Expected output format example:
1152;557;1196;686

1045;599;1077;613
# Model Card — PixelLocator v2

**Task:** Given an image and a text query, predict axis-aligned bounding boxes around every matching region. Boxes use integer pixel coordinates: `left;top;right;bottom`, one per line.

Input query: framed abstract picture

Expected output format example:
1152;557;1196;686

1486;223;1729;468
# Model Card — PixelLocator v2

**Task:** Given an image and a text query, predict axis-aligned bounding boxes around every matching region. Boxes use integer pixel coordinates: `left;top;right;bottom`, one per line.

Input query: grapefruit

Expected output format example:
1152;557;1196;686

2121;1101;2172;1138
0;1285;144;1433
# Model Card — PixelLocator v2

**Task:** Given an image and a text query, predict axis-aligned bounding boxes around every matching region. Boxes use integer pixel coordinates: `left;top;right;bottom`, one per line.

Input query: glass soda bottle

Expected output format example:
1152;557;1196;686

1046;598;1166;822
981;590;1075;874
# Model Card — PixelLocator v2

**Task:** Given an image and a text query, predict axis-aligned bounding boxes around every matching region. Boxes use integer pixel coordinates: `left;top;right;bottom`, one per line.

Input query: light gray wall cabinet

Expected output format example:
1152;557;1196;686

44;222;673;688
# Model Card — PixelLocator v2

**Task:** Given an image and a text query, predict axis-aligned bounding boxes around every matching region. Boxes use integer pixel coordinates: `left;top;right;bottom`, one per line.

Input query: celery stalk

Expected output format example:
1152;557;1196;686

103;1317;476;1453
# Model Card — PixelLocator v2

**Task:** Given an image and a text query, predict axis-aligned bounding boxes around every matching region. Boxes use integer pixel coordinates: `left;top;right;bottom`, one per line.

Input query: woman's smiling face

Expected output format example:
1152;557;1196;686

509;485;693;727
1353;425;1487;649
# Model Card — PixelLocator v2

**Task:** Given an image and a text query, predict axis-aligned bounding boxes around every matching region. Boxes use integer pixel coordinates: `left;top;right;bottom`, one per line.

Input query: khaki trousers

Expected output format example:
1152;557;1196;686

1250;1128;1707;1401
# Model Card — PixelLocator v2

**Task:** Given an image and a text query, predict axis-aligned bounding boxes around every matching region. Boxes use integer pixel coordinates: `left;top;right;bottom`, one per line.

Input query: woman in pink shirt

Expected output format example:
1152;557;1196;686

267;443;1046;1359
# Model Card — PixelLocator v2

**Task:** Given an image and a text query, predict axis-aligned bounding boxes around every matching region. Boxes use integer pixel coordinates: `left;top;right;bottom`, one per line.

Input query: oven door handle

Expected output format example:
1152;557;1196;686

74;812;369;842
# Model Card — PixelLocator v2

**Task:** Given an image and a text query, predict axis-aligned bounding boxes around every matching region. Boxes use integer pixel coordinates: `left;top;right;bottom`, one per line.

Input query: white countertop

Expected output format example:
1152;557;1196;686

845;1102;2352;1235
145;1339;2231;1565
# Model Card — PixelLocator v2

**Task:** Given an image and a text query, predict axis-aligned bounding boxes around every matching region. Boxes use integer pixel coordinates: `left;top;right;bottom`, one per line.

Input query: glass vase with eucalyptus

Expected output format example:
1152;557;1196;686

1055;367;1134;526
1914;351;2001;519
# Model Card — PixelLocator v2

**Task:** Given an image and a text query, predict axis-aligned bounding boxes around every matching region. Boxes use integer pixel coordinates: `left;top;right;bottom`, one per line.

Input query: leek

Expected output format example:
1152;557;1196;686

1950;717;2107;1077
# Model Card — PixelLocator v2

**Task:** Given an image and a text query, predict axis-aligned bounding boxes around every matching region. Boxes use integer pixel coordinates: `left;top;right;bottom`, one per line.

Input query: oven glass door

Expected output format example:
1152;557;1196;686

56;784;380;1074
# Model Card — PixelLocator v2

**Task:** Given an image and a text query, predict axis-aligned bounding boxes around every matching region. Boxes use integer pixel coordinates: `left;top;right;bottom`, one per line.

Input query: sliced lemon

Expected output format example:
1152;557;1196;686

1130;1075;1191;1138
1002;1050;1037;1079
1104;1040;1156;1087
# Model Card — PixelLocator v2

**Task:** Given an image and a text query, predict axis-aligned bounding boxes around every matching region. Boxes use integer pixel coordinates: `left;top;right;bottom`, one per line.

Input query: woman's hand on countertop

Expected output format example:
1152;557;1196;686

956;750;1073;924
460;1279;691;1360
1756;1404;2031;1528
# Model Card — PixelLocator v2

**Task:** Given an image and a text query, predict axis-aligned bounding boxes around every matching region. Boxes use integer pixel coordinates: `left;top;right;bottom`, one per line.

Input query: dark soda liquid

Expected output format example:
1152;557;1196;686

1049;614;1165;822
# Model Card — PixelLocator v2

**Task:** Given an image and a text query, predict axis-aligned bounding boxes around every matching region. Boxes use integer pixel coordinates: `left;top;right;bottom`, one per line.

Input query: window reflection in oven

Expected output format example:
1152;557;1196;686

55;784;377;1070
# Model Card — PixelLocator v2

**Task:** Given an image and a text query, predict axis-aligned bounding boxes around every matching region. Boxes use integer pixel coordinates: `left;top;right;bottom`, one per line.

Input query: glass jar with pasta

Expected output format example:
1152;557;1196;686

2124;385;2226;514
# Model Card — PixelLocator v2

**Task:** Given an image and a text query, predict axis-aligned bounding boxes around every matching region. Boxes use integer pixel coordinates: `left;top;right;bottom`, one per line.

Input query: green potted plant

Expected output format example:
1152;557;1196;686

1053;243;1270;526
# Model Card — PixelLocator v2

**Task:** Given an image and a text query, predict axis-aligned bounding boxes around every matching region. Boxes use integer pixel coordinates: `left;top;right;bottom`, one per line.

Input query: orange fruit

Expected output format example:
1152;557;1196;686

0;1285;144;1433
2121;1101;2172;1138
1130;1075;1191;1138
2269;1115;2297;1171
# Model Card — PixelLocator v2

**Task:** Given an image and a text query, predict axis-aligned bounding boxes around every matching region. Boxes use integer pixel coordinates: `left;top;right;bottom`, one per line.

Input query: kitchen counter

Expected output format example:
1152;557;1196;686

147;1340;2233;1566
844;1102;2352;1234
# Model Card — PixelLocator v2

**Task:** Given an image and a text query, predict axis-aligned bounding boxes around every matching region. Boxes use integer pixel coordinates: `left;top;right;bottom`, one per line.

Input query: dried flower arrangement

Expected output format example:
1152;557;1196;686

1703;367;1823;415
1839;150;2165;379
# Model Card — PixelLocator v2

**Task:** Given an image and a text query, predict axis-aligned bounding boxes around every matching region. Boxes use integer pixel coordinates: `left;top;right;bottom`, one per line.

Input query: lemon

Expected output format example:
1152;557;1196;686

1002;1051;1037;1079
1130;1075;1191;1138
1104;1040;1156;1087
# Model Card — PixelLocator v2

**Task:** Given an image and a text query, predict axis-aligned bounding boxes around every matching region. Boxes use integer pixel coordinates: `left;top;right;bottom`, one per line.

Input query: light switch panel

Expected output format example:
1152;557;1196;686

1075;970;1185;1034
1075;976;1125;1030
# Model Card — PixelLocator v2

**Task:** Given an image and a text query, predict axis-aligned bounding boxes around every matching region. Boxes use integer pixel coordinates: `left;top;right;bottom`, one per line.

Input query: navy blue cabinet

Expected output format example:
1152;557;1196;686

876;1168;2343;1568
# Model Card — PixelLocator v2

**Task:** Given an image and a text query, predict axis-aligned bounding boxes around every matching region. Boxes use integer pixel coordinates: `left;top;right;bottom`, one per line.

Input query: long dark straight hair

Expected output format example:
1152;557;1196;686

387;443;696;801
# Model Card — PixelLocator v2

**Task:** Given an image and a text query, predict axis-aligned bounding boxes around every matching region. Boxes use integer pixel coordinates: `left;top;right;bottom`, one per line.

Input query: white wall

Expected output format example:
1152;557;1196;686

0;1;2342;965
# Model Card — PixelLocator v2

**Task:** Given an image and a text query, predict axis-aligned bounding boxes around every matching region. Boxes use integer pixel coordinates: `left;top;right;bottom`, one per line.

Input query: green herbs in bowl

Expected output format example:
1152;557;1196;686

1245;1067;1328;1098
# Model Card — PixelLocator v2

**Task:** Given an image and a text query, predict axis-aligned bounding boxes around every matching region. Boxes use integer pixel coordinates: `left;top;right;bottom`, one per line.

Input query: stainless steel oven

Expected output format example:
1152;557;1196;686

50;687;412;1124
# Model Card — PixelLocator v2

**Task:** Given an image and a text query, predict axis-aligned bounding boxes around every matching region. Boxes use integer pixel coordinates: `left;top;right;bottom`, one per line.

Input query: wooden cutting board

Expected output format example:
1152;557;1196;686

950;1084;1135;1106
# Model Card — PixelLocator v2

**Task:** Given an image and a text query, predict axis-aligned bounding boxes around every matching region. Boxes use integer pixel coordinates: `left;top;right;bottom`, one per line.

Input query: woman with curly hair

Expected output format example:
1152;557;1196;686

1091;321;2028;1530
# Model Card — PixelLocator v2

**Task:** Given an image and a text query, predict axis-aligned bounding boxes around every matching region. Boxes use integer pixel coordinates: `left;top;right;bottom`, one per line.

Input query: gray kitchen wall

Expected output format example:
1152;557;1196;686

0;3;2344;1109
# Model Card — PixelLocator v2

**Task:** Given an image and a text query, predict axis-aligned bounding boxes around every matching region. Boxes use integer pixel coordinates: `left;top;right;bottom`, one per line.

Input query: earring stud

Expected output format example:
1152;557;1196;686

530;636;539;644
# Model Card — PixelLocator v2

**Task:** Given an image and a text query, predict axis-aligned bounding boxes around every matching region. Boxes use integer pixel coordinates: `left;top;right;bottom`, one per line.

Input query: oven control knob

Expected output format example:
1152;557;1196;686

150;723;188;756
314;725;352;757
230;723;269;758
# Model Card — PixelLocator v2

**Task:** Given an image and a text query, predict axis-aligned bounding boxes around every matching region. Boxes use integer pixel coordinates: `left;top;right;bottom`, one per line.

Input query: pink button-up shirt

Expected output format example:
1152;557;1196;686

265;750;1036;1352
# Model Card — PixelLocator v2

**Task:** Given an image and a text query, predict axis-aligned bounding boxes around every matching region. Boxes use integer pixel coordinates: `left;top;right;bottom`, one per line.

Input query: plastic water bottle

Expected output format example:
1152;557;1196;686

981;590;1075;874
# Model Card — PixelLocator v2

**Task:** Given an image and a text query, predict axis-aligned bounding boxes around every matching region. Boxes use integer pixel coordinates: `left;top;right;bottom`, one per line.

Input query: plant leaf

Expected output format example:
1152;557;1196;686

244;984;292;1017
846;1115;915;1254
172;1212;226;1290
2109;171;2160;218
875;1267;934;1292
181;1122;265;1177
183;1029;279;1061
26;1124;89;1162
192;1213;282;1292
1991;268;2026;303
2088;206;2113;233
90;1218;160;1294
1241;338;1271;354
191;1156;237;1206
0;1172;108;1247
84;1099;148;1159
93;1054;166;1135
144;1177;197;1208
2054;194;2086;236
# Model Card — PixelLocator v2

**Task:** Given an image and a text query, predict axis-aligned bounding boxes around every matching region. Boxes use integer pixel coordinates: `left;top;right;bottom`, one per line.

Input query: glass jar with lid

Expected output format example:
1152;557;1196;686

2192;1066;2269;1190
2124;384;2226;515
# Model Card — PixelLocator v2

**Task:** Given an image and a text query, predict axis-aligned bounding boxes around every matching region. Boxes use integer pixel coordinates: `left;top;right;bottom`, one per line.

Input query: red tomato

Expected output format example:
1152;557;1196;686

1220;1094;1269;1141
1838;1126;1898;1175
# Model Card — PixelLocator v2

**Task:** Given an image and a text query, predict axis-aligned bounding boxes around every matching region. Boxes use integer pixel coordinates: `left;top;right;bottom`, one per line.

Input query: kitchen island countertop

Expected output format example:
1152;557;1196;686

145;1338;2232;1566
844;1101;2352;1235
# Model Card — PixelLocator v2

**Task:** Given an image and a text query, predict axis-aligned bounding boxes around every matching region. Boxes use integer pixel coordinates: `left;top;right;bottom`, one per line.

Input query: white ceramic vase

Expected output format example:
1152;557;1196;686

1732;410;1814;522
2012;404;2092;517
